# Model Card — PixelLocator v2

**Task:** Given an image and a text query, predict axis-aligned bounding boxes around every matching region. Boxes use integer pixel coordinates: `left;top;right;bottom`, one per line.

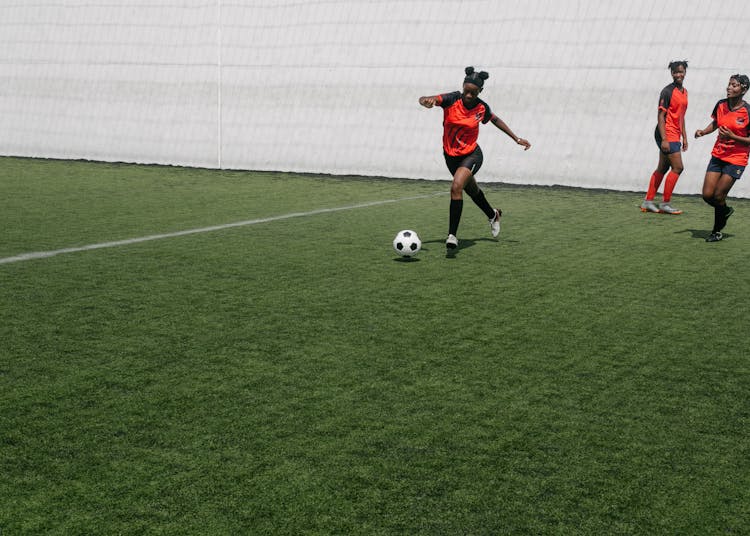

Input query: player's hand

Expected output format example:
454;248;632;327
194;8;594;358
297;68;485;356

419;96;436;108
661;140;671;152
682;140;688;151
694;129;704;138
718;126;734;139
517;138;531;150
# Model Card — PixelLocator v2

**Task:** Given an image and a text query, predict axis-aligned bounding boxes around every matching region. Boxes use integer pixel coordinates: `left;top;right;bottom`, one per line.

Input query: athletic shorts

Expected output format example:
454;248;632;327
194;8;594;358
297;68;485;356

444;146;483;176
654;127;681;154
707;156;745;180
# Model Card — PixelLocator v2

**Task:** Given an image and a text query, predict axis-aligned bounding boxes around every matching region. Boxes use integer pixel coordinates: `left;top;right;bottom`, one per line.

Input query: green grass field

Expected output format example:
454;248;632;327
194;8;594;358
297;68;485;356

1;156;749;535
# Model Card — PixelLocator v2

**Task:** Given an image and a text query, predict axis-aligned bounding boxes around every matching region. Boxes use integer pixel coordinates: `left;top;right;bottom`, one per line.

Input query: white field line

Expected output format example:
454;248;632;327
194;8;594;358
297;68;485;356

0;192;443;265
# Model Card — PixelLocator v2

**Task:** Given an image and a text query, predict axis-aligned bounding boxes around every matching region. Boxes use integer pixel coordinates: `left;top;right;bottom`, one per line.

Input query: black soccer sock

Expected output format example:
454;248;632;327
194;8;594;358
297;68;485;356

449;199;463;236
469;188;495;219
703;195;718;207
717;204;734;232
713;204;725;233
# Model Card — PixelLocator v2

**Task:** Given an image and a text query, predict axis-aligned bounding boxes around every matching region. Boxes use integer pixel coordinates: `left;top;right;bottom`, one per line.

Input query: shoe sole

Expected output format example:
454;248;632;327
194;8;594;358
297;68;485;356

446;242;458;250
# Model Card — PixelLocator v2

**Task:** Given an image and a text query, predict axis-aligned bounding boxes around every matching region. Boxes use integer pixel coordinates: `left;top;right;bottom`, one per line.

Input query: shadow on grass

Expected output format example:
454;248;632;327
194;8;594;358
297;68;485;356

675;228;734;241
421;237;503;258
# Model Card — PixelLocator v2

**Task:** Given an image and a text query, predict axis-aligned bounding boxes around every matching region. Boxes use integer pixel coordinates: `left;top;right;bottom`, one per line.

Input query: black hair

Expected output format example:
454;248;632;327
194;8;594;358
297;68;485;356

668;60;688;71
731;73;750;91
464;66;489;88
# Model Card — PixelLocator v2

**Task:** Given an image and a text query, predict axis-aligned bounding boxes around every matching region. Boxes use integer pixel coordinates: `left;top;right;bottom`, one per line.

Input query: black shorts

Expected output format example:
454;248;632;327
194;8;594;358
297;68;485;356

444;146;483;176
654;127;681;154
707;156;745;179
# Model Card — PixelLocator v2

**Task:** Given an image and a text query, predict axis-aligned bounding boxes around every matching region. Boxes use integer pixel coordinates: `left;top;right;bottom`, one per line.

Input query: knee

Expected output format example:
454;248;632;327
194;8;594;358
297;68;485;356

671;165;684;175
702;194;717;206
450;182;464;199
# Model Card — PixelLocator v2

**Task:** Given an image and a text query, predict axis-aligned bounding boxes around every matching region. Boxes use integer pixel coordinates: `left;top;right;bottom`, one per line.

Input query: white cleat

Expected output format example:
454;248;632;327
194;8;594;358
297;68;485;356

640;200;661;213
658;202;682;215
489;208;502;237
445;234;458;249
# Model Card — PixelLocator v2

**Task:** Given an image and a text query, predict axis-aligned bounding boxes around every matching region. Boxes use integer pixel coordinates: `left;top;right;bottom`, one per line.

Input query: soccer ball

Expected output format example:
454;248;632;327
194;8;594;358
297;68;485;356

393;230;421;257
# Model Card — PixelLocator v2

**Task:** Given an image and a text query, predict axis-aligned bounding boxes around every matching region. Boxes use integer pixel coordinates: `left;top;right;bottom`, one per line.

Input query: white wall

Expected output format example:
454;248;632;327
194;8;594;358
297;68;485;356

2;1;749;197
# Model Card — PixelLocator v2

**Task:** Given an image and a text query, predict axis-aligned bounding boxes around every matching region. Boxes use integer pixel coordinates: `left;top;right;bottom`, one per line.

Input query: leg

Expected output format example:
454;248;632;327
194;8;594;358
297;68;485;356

450;166;473;200
661;151;684;202
712;174;737;232
659;151;684;214
645;151;670;199
464;175;495;219
642;151;670;212
445;147;485;248
702;171;723;207
703;172;736;238
447;166;472;241
711;173;736;206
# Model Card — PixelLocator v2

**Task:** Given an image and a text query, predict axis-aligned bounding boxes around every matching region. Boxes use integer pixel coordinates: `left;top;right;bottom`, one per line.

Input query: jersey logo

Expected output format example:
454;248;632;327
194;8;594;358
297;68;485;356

736;117;746;126
475;112;483;121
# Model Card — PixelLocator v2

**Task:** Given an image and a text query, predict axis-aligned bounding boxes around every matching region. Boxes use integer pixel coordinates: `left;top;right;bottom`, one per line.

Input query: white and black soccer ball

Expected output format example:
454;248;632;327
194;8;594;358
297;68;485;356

393;230;421;257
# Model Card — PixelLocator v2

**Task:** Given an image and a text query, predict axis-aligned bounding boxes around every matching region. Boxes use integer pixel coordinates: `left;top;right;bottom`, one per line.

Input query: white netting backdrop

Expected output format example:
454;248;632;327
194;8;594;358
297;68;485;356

1;0;749;196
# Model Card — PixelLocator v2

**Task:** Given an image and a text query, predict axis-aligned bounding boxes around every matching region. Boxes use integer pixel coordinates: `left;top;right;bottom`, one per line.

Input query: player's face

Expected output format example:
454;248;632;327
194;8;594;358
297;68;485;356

671;65;686;86
462;83;482;106
727;78;746;99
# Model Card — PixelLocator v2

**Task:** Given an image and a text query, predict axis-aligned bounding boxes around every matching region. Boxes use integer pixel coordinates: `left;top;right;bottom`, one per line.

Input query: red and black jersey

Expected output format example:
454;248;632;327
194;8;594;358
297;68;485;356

658;83;688;142
710;99;750;166
437;91;493;156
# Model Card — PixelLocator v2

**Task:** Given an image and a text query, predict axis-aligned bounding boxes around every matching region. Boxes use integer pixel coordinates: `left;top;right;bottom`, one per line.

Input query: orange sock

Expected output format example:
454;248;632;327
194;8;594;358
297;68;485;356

662;171;680;202
646;171;665;200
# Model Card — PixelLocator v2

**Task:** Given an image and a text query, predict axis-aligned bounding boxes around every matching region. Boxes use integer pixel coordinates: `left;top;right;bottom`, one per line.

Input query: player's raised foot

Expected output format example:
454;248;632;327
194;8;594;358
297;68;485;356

724;205;735;221
706;231;723;242
640;200;661;213
658;202;682;215
489;208;502;237
445;234;458;249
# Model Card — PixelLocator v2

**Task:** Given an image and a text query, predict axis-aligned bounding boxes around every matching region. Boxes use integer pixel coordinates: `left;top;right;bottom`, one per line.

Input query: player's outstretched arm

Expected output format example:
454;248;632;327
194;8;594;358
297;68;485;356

490;115;531;150
419;95;440;108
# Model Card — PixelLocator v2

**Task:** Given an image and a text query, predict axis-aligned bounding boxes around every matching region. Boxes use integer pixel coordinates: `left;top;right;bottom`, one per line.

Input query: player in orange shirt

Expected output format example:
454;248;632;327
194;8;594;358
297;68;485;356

694;74;750;242
641;61;689;215
419;66;531;251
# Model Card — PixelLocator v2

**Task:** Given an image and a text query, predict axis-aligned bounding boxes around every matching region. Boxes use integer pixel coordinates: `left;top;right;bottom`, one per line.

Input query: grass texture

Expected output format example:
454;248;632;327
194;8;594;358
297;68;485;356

1;157;749;534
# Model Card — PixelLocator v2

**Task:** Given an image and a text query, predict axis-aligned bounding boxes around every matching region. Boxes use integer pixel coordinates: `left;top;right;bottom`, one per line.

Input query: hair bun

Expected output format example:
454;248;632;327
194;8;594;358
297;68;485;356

465;66;475;75
479;71;489;80
732;73;750;90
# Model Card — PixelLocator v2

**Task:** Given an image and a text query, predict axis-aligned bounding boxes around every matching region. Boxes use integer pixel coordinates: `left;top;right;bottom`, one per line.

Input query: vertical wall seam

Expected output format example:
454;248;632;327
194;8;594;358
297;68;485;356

217;0;222;169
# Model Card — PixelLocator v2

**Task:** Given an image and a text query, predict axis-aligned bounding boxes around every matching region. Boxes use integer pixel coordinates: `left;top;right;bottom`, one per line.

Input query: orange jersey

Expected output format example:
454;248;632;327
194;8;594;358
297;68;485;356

437;91;493;156
711;99;750;166
658;83;688;142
